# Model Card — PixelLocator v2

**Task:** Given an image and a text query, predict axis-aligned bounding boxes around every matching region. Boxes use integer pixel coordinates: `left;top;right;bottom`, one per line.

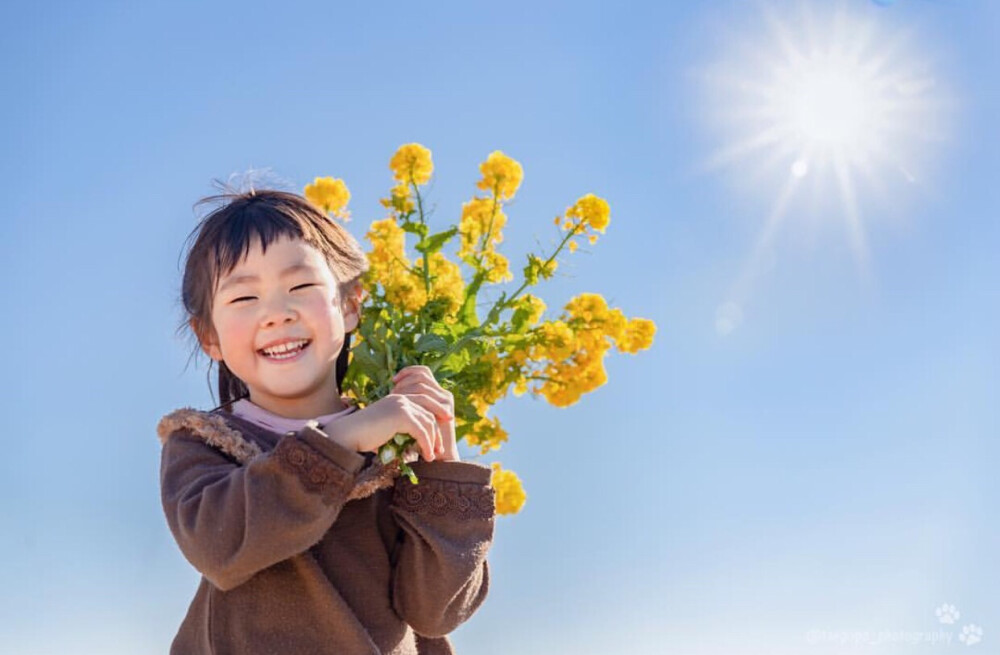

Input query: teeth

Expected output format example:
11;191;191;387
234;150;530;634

261;340;308;356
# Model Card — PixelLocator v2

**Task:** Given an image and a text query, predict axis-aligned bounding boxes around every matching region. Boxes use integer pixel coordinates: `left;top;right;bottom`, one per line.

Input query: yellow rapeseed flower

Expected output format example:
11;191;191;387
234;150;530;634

489;462;526;515
458;197;507;259
385;271;426;314
304;177;351;221
365;218;408;273
366;217;406;251
507;346;533;397
464;415;509;455
565;292;610;323
519;294;656;408
389;143;433;186
616;317;657;354
481;250;513;283
416;251;466;314
537;355;610;407
524;254;559;284
542;258;557;278
467;393;491;419
379;182;415;214
566;193;610;233
476;151;523;201
519;294;546;325
533;320;576;361
365;218;426;313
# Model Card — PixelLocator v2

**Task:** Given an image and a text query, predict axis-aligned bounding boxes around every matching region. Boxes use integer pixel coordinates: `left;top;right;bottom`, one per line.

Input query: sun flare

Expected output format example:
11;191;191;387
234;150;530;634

788;55;875;147
695;1;951;334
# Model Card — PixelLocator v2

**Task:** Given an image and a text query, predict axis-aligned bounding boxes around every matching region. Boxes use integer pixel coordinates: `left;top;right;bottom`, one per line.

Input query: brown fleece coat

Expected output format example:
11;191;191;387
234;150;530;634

157;407;496;655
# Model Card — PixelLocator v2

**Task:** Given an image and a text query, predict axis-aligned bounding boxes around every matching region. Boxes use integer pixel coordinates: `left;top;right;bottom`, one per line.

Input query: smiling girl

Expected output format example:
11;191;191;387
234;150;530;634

157;186;495;654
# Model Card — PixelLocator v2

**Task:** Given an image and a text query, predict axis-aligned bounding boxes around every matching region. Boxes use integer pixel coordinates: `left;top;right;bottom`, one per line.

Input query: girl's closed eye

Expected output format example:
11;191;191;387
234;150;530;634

229;284;316;304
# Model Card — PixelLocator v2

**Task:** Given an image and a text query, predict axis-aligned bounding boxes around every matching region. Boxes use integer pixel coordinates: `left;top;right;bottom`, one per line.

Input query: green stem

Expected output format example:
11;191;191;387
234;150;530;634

426;330;487;374
387;249;422;278
479;222;582;328
413;181;431;298
526;374;560;384
474;189;501;261
364;329;476;401
412;181;432;337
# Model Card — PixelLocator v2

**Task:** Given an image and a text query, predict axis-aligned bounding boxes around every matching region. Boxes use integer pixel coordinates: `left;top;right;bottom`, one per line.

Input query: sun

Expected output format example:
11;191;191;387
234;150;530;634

694;1;952;334
787;54;876;147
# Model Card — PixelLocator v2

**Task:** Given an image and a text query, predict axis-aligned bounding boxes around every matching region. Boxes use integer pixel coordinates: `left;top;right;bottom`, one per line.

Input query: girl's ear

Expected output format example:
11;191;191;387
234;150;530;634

341;283;365;333
190;317;223;362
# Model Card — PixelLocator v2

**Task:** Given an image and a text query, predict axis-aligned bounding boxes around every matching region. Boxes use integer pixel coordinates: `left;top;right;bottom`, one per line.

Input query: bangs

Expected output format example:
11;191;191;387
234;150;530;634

208;200;306;291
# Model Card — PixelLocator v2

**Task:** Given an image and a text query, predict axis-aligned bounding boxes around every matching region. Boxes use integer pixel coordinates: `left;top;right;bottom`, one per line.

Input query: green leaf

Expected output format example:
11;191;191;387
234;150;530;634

421;297;452;324
457;270;487;328
400;463;419;485
401;221;428;238
414;332;449;354
385;339;396;373
438;348;472;375
454;396;481;423
455;422;473;439
414;226;458;255
348;345;383;381
358;314;377;342
523;254;540;285
511;301;531;333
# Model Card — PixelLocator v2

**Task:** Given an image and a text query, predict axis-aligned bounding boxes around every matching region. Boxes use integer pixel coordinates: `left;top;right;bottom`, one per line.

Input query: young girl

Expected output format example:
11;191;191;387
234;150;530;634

157;187;496;655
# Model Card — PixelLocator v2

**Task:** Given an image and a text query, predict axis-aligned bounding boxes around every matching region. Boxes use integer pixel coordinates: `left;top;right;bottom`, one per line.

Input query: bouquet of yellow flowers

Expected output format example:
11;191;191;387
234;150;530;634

304;144;655;515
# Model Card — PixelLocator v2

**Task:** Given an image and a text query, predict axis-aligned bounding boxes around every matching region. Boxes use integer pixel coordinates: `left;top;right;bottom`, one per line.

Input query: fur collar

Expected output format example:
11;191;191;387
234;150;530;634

157;407;411;502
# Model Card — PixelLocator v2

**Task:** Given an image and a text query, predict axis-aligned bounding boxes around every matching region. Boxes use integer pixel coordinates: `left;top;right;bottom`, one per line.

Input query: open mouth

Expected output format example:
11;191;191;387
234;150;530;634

258;340;311;361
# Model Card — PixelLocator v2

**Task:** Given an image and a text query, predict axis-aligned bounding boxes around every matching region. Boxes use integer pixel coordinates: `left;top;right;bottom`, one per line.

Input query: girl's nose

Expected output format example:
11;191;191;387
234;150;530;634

261;298;297;326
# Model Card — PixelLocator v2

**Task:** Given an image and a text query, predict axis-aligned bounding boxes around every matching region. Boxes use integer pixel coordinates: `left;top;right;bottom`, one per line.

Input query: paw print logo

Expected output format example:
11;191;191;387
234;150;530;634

959;624;983;647
936;603;961;624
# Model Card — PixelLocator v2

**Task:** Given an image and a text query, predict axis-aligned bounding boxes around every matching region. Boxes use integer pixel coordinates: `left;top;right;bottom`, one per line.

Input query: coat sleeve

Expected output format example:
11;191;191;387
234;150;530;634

388;459;497;638
159;422;368;592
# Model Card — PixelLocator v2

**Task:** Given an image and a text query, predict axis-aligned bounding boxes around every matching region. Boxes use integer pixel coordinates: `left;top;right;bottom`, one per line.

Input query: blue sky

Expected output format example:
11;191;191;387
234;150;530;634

1;0;998;653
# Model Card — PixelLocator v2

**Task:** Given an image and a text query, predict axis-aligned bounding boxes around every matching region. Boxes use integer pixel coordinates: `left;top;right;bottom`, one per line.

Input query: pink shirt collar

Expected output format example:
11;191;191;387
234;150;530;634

230;398;357;434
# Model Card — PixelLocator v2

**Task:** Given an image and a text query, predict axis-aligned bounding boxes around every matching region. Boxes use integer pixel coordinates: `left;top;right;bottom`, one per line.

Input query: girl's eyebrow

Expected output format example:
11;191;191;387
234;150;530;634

218;263;317;292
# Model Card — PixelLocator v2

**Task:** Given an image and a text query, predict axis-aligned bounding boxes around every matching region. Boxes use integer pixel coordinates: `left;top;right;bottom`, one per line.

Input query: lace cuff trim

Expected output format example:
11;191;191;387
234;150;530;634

392;477;496;520
274;435;354;506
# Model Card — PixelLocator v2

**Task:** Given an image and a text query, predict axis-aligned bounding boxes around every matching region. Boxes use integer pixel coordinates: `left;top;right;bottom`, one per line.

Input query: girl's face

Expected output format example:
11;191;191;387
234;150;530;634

199;233;359;419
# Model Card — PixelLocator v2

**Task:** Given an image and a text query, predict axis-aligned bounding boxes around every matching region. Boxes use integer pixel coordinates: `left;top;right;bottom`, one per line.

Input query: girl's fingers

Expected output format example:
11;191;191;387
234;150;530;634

407;401;438;461
393;370;452;401
425;410;444;460
391;382;453;422
392;368;434;391
393;368;449;399
434;422;444;456
425;416;442;461
393;365;432;384
392;375;450;402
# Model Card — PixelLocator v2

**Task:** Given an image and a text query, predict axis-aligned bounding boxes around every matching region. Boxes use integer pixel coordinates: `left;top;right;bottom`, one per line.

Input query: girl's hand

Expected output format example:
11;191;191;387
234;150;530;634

391;365;460;462
326;392;443;462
